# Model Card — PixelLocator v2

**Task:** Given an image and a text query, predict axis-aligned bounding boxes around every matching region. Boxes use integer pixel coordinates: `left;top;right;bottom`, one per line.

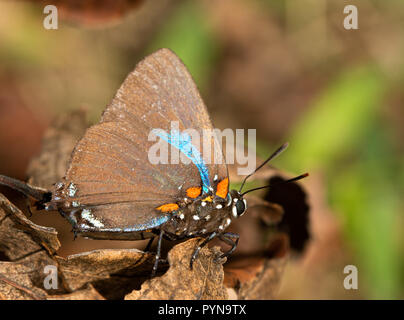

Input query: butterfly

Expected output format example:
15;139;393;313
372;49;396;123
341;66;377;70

0;49;307;276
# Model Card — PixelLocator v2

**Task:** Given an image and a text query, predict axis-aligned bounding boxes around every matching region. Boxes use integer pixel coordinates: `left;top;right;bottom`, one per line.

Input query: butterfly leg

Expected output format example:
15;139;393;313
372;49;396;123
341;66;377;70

218;232;239;259
151;230;164;277
190;232;217;270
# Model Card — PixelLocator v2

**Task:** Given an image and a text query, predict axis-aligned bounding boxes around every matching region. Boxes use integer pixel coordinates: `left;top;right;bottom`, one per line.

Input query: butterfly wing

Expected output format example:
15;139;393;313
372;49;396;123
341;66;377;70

55;49;228;239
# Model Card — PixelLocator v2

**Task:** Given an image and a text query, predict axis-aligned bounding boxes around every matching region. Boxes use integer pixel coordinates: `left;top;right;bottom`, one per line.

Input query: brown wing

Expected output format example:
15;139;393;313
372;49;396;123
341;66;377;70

56;49;228;236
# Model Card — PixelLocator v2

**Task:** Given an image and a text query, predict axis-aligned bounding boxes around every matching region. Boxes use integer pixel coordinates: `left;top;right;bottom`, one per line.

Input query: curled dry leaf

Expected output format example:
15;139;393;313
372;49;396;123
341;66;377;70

0;194;60;255
47;284;105;300
56;248;158;299
125;238;227;300
0;194;58;299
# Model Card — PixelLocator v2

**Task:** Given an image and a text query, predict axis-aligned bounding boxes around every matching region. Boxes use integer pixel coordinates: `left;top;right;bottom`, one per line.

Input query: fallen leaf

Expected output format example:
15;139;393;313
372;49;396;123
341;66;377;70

0;266;47;300
0;194;59;299
125;238;228;300
47;284;105;300
56;248;157;299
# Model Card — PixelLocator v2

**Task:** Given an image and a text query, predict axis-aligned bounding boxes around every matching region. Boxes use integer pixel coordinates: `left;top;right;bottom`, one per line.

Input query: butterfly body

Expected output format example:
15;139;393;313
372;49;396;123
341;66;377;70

151;188;238;240
49;175;245;242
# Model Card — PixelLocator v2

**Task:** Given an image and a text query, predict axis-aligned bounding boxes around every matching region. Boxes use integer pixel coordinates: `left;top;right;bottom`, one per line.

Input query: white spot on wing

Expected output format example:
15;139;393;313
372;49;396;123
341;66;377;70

68;183;77;197
81;209;104;228
55;182;63;190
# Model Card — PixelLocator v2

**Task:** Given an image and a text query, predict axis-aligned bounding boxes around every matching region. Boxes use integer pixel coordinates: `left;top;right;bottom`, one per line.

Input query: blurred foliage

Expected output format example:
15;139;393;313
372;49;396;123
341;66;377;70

284;66;385;172
330;128;402;299
283;65;402;298
145;1;219;90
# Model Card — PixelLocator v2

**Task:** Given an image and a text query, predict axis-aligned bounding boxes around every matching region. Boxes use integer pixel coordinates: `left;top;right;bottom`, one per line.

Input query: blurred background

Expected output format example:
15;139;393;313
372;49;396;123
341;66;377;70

0;0;403;299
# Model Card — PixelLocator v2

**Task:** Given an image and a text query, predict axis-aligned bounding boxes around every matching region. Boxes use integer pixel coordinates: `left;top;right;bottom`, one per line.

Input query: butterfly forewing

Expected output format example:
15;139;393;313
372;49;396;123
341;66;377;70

58;49;228;237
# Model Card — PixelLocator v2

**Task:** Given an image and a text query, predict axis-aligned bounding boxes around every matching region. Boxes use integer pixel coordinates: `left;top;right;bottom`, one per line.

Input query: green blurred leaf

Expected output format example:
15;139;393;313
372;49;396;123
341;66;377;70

146;0;218;91
281;64;402;298
283;65;385;172
330;125;402;298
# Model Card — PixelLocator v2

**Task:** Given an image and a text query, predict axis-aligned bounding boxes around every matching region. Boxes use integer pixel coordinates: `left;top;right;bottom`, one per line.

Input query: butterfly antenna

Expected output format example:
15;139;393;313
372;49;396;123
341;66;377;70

238;142;289;193
241;172;309;196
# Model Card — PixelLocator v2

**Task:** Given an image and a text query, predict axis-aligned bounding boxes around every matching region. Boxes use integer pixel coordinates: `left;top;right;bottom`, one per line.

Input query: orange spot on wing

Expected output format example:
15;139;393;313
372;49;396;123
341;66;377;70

215;178;229;199
156;203;179;213
186;187;201;198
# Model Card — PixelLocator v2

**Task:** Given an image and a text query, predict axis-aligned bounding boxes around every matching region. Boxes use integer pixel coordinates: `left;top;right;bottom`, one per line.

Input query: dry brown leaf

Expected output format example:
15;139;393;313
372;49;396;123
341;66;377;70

0;194;59;299
125;238;227;300
56;248;157;299
47;284;105;300
0;265;48;300
0;194;60;255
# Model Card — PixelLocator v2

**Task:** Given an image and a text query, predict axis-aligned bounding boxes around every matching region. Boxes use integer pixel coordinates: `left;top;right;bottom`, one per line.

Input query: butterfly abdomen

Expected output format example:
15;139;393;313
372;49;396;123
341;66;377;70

160;194;233;239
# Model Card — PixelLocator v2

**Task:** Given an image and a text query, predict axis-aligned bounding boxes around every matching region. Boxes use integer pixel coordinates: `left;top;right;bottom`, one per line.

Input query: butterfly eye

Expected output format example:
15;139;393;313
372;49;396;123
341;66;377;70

232;198;247;217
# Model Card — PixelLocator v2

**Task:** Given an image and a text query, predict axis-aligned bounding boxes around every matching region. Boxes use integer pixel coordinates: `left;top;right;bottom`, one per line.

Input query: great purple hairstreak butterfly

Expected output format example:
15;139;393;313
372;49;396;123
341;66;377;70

0;49;308;276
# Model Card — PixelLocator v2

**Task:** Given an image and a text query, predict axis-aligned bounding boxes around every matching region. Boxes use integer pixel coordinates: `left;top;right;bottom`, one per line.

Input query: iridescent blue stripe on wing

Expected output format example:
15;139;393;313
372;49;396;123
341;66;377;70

156;130;210;193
